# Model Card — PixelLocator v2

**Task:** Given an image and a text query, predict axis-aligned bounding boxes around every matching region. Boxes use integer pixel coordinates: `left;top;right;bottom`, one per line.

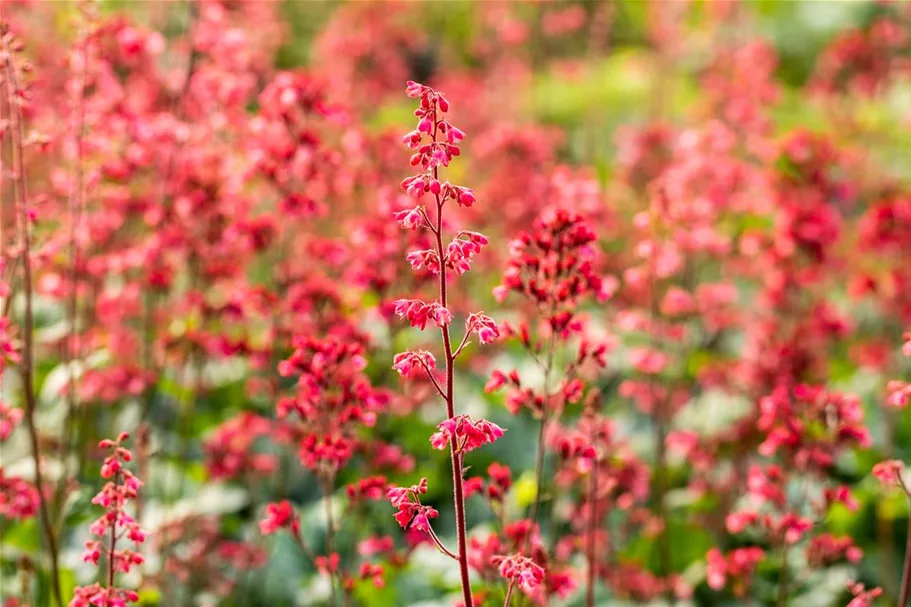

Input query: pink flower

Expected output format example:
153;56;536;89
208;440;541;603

494;554;545;595
82;540;102;565
259;500;300;536
358;535;394;557
430;415;505;453
0;402;22;441
846;583;883;607
393;206;425;230
726;511;759;534
484;370;511;393
393;299;452;329
405;249;441;274
386;478;438;532
359;562;385;588
315;553;340;576
446;231;489;274
705;547;765;596
73;434;145;602
705;548;728;591
872;460;905;488
386;478;428;506
405;80;429;99
628;347;668;374
886;380;911;409
466;313;500;344
660;286;696;317
392;350;436;378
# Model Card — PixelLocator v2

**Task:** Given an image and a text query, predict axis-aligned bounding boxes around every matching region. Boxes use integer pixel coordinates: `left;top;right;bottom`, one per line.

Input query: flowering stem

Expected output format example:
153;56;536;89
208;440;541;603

427;524;460;560
433;172;474;607
452;331;472;359
323;489;340;607
2;40;64;607
503;579;516;607
528;330;555;546
418;357;446;398
108;498;117;589
290;528;317;563
529;416;548;531
654;396;671;582
57;19;89;527
644;209;671;589
776;540;789;607
899;507;911;607
585;444;598;607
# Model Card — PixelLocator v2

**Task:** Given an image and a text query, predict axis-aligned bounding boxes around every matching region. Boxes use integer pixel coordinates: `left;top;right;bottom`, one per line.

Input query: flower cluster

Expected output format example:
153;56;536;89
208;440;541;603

387;81;502;605
494;207;611;312
393;298;452;329
493;554;546;596
277;336;386;473
429;415;505;453
386;478;439;533
705;547;765;597
4;3;911;607
258;500;300;536
71;433;145;607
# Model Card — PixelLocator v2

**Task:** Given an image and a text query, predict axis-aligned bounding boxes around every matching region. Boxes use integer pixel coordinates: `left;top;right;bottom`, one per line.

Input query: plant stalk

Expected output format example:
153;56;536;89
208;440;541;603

2;42;64;607
898;509;911;607
433;163;473;607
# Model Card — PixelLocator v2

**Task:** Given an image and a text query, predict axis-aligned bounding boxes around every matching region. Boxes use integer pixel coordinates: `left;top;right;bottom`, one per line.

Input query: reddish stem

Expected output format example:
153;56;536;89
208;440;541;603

899;504;911;607
585;448;598;607
322;486;340;607
527;328;556;551
108;491;118;590
503;579;516;607
2;35;64;607
55;18;90;530
432;161;473;606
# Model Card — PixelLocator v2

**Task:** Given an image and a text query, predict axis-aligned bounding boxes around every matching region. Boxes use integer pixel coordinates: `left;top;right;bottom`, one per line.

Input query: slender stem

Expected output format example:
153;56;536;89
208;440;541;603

503;579;516;607
585;450;598;607
645;207;671;588
654;395;671;582
527;329;555;548
432;163;473;606
528;415;548;532
108;503;117;589
776;539;789;607
56;20;89;528
427;525;460;560
2;42;64;607
291;529;317;563
898;506;911;607
323;488;340;607
18;557;33;605
418;358;446;398
452;330;472;359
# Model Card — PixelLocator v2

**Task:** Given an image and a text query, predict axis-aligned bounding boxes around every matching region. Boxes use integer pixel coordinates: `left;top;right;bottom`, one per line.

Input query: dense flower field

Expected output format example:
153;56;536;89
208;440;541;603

2;1;911;606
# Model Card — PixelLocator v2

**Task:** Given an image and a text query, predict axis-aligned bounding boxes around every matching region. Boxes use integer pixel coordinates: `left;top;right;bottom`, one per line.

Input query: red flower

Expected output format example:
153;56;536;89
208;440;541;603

429;415;505;453
493;554;545;595
259;501;300;536
465;313;500;345
393;299;453;329
386;478;438;533
873;460;906;488
392;350;436;378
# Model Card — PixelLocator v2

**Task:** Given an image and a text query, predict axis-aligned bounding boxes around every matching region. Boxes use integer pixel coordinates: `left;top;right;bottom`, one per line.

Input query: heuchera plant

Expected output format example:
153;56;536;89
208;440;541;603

387;81;503;606
71;433;146;607
3;3;911;607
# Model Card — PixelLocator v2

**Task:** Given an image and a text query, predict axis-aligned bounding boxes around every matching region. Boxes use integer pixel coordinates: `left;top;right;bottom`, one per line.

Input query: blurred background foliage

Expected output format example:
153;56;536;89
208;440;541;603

2;1;911;606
